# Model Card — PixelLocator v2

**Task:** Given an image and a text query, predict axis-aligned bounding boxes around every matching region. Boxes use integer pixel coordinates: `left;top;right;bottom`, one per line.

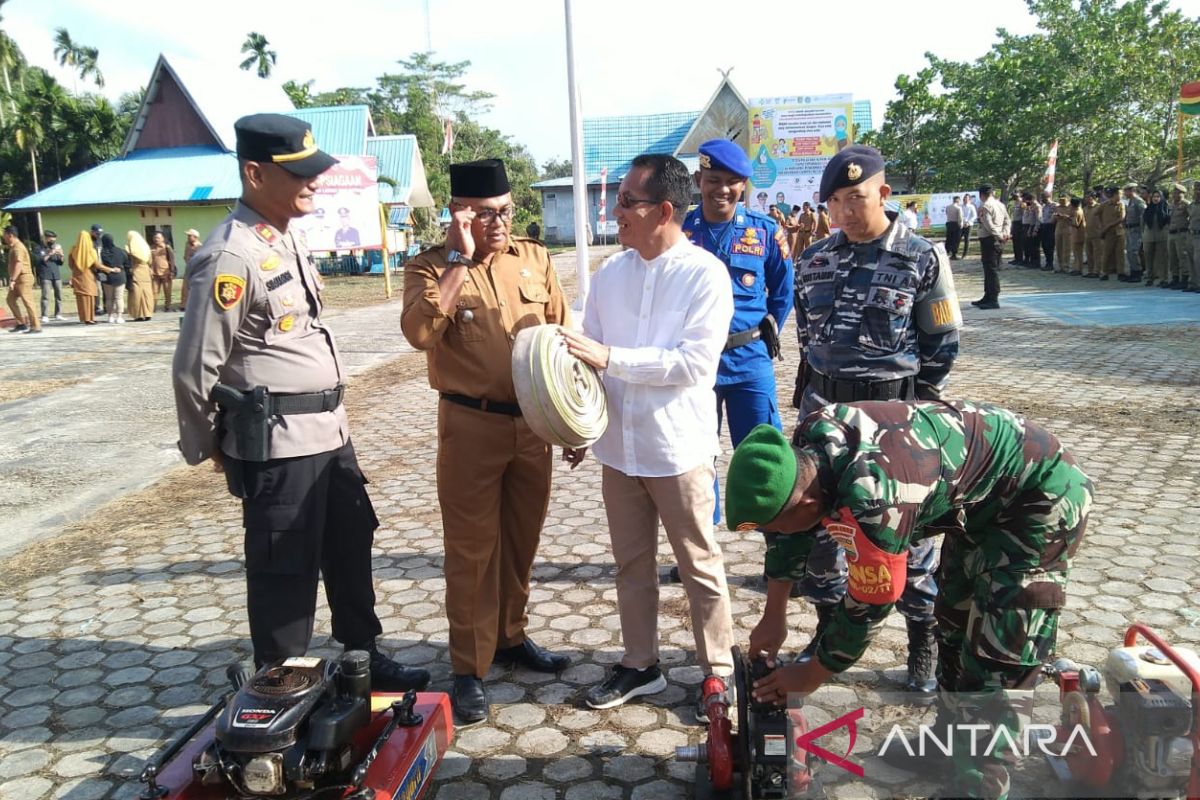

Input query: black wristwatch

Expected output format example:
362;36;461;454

446;249;474;267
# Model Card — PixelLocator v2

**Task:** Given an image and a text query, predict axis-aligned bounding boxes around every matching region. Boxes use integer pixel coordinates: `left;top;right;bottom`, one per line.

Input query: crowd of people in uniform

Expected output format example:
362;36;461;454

4;223;202;332
1002;183;1200;290
164;112;1090;800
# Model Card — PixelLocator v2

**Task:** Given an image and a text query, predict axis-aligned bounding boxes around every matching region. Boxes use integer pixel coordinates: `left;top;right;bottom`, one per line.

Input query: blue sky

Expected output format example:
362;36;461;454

8;0;1200;165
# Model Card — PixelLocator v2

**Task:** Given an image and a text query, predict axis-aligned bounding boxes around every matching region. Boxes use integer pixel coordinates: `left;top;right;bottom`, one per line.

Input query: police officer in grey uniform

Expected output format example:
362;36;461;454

172;114;429;691
789;145;961;701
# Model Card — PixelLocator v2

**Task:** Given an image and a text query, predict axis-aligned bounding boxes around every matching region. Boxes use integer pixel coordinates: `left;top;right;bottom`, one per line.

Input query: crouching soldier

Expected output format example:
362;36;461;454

729;400;1092;800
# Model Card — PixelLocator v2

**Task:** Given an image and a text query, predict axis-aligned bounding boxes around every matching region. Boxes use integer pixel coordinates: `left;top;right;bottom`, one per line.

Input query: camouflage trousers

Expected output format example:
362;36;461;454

933;449;1093;799
1124;226;1143;275
796;387;939;621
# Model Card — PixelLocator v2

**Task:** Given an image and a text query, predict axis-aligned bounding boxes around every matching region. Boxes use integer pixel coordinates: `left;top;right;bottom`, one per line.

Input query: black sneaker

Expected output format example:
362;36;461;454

585;664;667;709
8;324;27;333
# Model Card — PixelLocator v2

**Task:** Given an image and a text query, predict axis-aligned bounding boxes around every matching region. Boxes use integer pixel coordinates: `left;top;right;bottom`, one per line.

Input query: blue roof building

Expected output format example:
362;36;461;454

7;54;431;254
532;77;873;244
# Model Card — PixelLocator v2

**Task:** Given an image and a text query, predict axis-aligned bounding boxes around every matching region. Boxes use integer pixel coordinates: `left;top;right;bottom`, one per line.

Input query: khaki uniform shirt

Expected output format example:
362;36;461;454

7;239;31;284
172;202;349;466
401;238;569;405
1098;196;1125;237
150;244;176;278
1071;208;1087;242
977;196;1010;239
1170;200;1190;233
798;210;816;235
815;212;832;238
1084;204;1103;240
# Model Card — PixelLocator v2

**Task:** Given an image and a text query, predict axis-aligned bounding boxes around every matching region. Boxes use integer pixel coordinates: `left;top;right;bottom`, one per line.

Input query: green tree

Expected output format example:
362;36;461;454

239;32;276;79
540;158;572;179
282;79;315;108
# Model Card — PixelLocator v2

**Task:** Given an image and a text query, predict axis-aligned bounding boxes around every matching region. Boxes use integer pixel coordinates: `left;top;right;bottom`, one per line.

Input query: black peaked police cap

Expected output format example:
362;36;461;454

235;113;337;178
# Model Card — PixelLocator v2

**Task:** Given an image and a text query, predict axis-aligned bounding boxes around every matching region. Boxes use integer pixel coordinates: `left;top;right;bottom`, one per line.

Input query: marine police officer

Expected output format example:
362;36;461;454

1122;182;1146;282
684;139;793;459
172;114;429;692
786;145;961;700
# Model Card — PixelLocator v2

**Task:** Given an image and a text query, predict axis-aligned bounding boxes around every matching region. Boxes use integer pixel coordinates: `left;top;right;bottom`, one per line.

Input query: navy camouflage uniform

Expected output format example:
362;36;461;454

790;215;960;623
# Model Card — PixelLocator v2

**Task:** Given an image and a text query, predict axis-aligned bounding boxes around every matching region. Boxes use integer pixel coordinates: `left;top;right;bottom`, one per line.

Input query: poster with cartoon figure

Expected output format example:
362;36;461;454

294;155;382;253
745;94;856;212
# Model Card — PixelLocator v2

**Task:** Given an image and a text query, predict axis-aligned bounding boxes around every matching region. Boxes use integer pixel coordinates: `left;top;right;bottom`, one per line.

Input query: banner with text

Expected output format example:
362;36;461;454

887;192;981;230
295;155;381;252
746;94;856;212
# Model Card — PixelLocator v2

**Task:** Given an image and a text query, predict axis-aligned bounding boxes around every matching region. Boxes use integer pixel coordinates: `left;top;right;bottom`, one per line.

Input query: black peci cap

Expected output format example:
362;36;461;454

235;113;337;178
450;159;511;198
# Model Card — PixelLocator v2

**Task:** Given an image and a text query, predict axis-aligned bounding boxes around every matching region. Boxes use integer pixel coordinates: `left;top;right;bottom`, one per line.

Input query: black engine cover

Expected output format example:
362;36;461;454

216;658;329;753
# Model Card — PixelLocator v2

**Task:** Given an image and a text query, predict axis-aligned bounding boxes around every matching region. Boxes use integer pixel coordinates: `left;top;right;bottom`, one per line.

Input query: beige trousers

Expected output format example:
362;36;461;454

601;462;734;676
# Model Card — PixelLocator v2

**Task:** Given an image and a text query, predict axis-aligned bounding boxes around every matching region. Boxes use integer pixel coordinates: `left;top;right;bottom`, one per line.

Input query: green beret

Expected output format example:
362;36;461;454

725;424;797;531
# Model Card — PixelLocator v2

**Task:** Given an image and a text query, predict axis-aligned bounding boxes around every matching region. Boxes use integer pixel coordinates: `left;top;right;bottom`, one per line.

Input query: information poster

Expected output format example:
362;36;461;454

294;155;381;252
746;94;856;211
888;192;980;229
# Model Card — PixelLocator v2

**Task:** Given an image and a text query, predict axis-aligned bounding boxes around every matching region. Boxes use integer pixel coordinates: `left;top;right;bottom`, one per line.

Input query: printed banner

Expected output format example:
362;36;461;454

746;94;856;212
887;192;981;229
295;155;382;253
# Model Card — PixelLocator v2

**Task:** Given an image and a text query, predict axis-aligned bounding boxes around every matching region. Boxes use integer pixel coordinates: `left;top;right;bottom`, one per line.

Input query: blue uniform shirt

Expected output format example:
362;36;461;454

683;203;794;386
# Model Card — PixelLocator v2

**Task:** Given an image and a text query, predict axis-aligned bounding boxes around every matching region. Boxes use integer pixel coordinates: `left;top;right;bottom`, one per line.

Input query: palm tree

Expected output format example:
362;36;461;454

0;0;24;125
52;28;103;90
78;45;103;89
239;32;276;79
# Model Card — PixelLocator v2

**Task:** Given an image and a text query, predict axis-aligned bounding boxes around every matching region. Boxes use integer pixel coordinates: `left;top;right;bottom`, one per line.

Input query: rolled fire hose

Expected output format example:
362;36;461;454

511;324;608;448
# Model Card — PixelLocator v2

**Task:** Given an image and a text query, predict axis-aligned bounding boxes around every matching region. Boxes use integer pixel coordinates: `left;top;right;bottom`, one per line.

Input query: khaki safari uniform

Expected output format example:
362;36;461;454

1169;198;1192;284
5;239;38;330
1083;202;1102;276
182;241;200;309
172;201;384;664
150;243;176;311
814;210;832;240
1070;206;1086;273
1097;195;1125;276
1053;201;1072;271
796;208;817;253
401;237;568;678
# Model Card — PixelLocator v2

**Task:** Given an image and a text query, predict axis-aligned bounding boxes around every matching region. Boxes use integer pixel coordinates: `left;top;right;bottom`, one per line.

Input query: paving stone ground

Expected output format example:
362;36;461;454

0;251;1197;799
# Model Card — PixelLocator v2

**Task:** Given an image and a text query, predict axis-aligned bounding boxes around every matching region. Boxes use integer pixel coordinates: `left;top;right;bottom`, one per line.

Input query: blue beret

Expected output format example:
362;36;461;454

698;139;751;179
819;145;885;202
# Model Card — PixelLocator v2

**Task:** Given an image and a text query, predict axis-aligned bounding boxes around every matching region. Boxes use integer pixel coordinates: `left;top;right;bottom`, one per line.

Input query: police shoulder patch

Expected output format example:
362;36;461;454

213;274;246;311
253;223;278;244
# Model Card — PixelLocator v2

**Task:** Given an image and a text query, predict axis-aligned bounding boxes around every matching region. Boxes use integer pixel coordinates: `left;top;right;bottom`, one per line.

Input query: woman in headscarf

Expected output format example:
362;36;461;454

97;233;127;323
126;230;155;321
68;231;100;324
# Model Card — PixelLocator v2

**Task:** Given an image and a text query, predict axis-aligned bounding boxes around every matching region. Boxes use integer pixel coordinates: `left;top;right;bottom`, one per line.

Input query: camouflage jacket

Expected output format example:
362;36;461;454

766;400;1089;673
793;218;959;396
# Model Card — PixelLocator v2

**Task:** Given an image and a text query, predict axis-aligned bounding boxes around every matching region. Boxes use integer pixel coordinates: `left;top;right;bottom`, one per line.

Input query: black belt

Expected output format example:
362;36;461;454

1171;228;1187;234
809;371;914;403
724;327;762;351
270;385;345;415
441;393;522;417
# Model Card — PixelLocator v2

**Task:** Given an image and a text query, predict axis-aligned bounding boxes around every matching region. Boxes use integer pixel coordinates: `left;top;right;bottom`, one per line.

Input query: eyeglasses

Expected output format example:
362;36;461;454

616;192;660;209
455;205;514;224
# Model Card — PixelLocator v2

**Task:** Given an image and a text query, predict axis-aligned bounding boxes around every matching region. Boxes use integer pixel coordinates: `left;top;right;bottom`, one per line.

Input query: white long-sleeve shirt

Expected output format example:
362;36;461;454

961;201;978;226
584;238;733;477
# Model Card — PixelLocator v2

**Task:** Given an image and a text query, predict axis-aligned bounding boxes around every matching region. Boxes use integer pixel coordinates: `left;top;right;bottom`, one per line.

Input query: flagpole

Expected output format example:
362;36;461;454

564;0;590;312
1179;111;1185;179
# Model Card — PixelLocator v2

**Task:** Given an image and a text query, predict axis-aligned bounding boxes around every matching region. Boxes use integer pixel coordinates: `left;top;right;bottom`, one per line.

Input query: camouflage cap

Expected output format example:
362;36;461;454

725;425;797;531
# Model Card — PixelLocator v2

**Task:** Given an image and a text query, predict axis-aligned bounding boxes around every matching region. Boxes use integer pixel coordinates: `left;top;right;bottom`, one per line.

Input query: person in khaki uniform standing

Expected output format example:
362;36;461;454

4;227;40;333
1082;194;1102;277
1069;197;1086;275
814;203;832;239
67;230;100;324
401;159;571;727
180;228;201;310
149;231;177;311
1187;183;1200;292
1096;186;1125;281
172;113;429;693
796;201;817;253
1168;182;1192;290
1052;195;1072;272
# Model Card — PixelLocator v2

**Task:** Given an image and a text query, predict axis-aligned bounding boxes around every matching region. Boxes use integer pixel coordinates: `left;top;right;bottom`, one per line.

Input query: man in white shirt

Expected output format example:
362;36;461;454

960;193;978;258
560;154;736;717
944;196;963;260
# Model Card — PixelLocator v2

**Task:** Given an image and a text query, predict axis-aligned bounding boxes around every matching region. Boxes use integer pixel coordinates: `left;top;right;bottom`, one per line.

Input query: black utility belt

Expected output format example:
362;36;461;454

724;327;762;351
441;393;522;417
213;383;345;416
810;371;915;403
1171;229;1188;234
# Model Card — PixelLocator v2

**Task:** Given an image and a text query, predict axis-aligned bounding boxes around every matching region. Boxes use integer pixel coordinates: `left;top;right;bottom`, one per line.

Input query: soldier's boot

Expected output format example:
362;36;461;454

905;618;939;704
795;604;836;663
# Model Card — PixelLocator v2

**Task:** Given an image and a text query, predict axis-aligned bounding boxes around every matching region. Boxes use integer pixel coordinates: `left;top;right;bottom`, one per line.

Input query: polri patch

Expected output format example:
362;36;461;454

741;272;756;287
213;274;246;311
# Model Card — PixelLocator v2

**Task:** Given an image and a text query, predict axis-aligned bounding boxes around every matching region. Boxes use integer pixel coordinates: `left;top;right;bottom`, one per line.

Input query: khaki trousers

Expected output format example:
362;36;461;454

1055;231;1071;271
1101;232;1123;276
1169;233;1192;282
1083;239;1099;275
1145;238;1169;281
601;462;734;676
437;398;552;678
1071;239;1084;272
153;275;173;311
6;277;38;329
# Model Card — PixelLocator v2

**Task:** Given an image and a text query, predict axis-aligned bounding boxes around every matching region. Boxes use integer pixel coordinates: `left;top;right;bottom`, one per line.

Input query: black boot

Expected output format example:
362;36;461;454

904;619;938;704
351;642;430;692
796;604;835;662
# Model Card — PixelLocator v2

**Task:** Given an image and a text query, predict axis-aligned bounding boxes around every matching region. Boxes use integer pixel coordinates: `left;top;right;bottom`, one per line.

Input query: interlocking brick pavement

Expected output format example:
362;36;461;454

0;253;1197;799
